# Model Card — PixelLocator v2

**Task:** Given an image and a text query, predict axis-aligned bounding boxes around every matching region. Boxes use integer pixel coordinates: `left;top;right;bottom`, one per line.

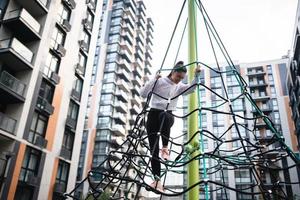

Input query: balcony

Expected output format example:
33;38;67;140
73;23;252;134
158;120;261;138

246;70;265;77
33;134;48;148
82;18;93;31
120;40;133;55
119;49;132;63
71;89;81;102
59;19;72;32
113;113;126;125
52;43;66;57
131;85;140;96
54;182;66;194
117;79;130;93
15;0;49;16
145;50;152;60
0;38;34;71
25;174;40;187
132;77;142;88
252;105;272;114
36;96;54;116
133;66;143;78
117;68;130;82
111;125;126;137
66;116;77;131
60;147;72;160
48;71;61;85
0;112;17;134
131;95;141;106
2;9;41;42
115;90;128;103
75;63;85;77
79;40;89;53
117;59;131;72
251;93;270;101
110;137;123;147
122;23;134;38
62;0;76;10
0;71;26;103
115;101;127;113
86;0;96;11
130;104;140;115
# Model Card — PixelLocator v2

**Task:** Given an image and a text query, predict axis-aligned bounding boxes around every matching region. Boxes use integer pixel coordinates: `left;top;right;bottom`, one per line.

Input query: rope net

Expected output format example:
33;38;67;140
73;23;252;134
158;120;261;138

65;0;300;199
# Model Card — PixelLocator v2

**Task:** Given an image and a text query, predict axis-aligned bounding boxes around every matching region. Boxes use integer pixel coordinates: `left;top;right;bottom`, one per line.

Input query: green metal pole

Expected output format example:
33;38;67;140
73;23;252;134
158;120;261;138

188;0;200;199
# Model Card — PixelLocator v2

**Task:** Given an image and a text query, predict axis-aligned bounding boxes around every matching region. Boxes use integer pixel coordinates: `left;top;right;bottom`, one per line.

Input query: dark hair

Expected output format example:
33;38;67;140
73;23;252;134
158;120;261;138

168;61;186;77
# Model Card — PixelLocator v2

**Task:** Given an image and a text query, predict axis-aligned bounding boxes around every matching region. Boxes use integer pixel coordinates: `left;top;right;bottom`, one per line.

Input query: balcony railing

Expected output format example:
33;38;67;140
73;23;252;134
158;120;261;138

0;38;34;68
6;9;40;33
0;112;17;134
0;71;26;97
36;96;54;115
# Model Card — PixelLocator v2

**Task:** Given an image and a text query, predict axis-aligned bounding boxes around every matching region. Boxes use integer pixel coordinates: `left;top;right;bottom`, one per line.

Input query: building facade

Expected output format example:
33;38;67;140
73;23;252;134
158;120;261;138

0;0;102;199
75;0;153;199
182;59;300;200
287;0;300;153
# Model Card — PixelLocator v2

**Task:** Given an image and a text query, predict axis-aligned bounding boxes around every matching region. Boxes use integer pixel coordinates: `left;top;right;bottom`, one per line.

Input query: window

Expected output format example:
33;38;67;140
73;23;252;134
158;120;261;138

273;111;280;124
108;34;120;43
100;94;114;104
272;99;278;110
55;160;70;192
78;52;87;69
97;117;111;129
57;3;71;24
231;126;246;138
102;83;115;93
105;63;117;72
232;98;244;111
270;86;276;97
212;113;225;126
62;129;74;154
74;76;83;95
227;75;239;86
28;112;48;143
235;169;251;183
201;113;207;127
19;147;41;182
67;100;79;121
268;74;274;84
103;72;115;83
211;77;222;87
228;86;240;99
44;52;60;78
99;105;113;116
39;80;55;103
106;52;118;63
94;142;109;154
267;65;272;73
50;26;66;49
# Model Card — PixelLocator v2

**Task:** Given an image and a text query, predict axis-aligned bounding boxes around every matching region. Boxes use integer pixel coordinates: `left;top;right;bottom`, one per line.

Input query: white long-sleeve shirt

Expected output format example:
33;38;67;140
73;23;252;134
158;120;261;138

139;77;198;111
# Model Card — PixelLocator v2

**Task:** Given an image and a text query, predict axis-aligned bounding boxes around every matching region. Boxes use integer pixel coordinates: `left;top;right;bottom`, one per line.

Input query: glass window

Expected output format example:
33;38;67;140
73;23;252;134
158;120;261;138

97;117;111;128
100;94;114;104
50;26;66;49
19;147;41;182
99;105;113;115
103;72;115;82
235;169;251;183
270;86;276;97
67;100;79;120
268;74;274;84
39;80;55;103
28;112;48;143
57;3;71;24
44;52;60;77
56;160;70;191
74;76;83;94
62;129;74;153
102;83;115;93
272;99;278;110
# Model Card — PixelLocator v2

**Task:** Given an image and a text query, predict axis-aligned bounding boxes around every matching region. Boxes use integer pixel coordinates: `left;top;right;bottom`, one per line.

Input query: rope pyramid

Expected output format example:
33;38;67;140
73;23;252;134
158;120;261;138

65;0;300;199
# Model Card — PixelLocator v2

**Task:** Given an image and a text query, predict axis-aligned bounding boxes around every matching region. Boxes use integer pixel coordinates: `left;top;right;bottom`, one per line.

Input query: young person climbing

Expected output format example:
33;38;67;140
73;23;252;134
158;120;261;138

139;61;201;192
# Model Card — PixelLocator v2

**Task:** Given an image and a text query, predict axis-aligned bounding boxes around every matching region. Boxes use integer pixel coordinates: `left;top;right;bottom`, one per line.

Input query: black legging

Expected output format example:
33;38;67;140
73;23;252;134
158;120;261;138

146;108;174;179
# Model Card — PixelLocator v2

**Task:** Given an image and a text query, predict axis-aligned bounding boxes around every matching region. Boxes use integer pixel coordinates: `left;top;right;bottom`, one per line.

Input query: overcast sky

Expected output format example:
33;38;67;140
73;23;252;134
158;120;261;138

143;0;298;73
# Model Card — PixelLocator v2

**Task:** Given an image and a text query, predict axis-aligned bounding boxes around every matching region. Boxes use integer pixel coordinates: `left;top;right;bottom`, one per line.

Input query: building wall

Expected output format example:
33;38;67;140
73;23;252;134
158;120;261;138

0;0;101;199
76;0;153;199
181;59;300;200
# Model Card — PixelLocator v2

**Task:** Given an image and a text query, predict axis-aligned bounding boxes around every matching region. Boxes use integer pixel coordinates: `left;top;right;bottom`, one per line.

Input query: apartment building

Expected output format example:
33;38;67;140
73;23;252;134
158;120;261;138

0;0;101;199
75;0;153;199
182;59;300;200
